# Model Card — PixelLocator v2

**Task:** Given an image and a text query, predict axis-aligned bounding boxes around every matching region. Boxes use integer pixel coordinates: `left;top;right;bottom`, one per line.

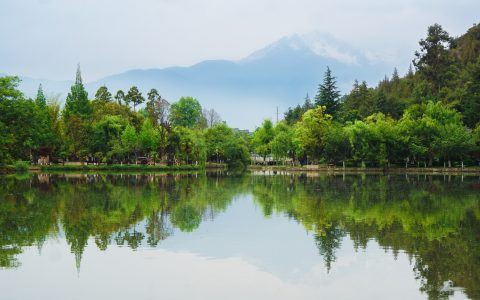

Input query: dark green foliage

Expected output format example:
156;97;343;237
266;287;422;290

114;90;125;105
284;94;313;125
35;84;46;108
125;86;144;112
63;65;92;121
315;67;341;117
94;86;112;103
413;23;453;94
341;80;374;120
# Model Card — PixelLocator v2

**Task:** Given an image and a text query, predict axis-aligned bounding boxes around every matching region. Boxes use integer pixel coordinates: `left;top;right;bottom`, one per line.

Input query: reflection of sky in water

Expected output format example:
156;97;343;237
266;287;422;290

0;194;469;300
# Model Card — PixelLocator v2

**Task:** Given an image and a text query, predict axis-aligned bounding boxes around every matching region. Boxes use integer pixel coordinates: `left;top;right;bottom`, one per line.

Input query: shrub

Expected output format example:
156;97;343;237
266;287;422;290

14;161;30;172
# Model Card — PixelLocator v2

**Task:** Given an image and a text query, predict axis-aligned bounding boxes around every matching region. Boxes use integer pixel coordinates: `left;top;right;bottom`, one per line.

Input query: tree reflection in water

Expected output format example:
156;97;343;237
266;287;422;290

0;172;479;299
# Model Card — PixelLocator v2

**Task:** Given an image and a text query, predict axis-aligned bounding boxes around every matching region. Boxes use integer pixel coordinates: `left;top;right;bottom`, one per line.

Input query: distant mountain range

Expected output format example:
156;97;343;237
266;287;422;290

13;32;395;129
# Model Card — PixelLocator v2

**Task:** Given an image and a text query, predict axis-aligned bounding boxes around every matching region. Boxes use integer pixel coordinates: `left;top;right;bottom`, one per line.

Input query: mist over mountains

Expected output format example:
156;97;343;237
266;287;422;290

15;32;396;129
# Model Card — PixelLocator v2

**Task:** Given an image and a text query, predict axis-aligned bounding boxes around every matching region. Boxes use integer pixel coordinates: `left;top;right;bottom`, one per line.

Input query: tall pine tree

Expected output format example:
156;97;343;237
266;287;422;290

63;65;92;161
35;84;47;108
63;65;92;120
315;67;341;117
126;86;144;112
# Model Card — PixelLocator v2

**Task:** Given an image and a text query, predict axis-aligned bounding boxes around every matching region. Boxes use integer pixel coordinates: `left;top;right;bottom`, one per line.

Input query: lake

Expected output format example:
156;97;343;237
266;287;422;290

0;172;479;300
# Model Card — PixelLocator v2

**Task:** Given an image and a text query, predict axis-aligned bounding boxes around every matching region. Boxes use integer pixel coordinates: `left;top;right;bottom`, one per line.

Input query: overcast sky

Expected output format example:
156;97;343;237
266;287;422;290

1;0;479;81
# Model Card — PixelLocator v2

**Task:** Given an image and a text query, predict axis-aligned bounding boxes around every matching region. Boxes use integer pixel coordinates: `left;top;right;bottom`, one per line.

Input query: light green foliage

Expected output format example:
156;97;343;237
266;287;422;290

172;127;206;164
271;121;295;162
399;101;472;166
121;124;138;161
139;120;160;155
14;161;29;172
345;120;372;167
252;119;275;160
204;123;233;162
293;106;332;162
205;123;250;167
323;122;350;165
169;96;202;128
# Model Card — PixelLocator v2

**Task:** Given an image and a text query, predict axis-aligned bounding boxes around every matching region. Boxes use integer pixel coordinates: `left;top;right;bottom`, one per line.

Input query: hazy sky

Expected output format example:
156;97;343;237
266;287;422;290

1;0;479;81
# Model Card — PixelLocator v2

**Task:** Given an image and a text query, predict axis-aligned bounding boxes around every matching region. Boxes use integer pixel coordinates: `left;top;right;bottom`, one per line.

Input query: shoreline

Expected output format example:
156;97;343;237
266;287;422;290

0;163;227;174
1;164;480;175
247;165;480;175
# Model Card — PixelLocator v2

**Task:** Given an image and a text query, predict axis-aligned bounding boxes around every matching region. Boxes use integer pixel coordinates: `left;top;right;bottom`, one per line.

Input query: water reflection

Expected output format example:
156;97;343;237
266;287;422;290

0;172;479;299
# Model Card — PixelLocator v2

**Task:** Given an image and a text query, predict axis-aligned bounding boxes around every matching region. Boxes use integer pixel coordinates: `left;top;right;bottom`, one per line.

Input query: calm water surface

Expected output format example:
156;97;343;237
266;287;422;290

0;172;479;300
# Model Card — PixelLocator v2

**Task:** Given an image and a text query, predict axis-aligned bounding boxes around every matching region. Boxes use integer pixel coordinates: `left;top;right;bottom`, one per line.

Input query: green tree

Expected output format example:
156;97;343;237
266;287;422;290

413;24;452;94
114;90;125;105
271;121;295;163
35;84;47;108
293;106;332;163
252;119;275;162
173;127;206;164
169;97;202;128
63;65;92;121
88;115;127;162
315;67;341;117
125;86;144;112
284;94;313;125
94;86;112;103
341;80;374;120
323;122;351;167
460;59;480;128
62;66;92;161
139;120;160;160
121;124;138;163
398;101;472;167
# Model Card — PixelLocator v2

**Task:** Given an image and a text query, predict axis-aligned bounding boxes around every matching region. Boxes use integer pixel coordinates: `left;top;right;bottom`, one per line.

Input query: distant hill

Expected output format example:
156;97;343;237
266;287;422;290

15;32;394;129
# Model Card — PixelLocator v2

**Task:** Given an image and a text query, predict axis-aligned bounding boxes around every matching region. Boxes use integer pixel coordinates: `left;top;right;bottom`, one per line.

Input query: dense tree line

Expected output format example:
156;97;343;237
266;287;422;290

266;23;480;167
2;23;480;169
0;66;250;168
